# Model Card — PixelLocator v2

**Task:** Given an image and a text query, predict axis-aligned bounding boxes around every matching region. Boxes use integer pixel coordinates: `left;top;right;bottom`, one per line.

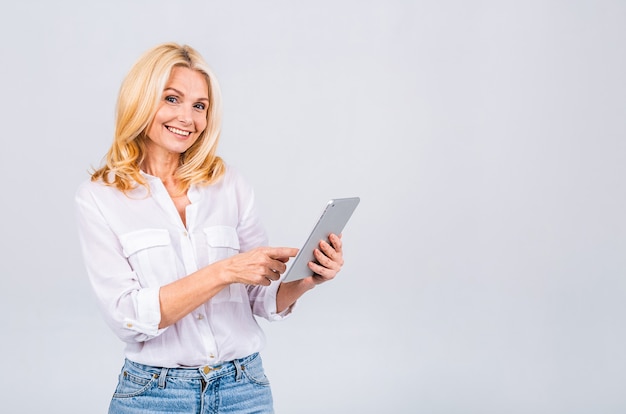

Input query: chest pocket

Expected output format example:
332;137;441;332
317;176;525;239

204;226;241;262
204;226;244;303
119;228;178;287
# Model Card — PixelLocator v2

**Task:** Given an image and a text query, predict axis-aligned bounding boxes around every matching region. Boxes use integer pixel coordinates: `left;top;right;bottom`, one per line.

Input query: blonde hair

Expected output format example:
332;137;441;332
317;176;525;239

92;42;225;193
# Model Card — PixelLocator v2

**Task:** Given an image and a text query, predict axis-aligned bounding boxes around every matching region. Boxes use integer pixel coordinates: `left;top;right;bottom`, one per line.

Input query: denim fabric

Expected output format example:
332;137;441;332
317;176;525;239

108;353;274;413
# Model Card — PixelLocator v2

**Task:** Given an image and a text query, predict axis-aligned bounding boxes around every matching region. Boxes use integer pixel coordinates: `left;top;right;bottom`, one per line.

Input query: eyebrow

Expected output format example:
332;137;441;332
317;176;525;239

164;87;209;102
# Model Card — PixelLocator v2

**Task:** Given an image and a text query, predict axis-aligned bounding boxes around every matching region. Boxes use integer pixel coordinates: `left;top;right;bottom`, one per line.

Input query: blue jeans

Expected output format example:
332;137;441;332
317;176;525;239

108;353;274;413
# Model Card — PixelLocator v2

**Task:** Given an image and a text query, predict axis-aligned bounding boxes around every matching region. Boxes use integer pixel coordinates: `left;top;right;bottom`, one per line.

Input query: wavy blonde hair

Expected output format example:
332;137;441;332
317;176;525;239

92;42;225;193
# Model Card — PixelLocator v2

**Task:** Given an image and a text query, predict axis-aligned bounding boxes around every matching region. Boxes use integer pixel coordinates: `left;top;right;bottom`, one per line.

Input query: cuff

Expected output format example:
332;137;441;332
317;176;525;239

266;281;296;321
122;287;167;340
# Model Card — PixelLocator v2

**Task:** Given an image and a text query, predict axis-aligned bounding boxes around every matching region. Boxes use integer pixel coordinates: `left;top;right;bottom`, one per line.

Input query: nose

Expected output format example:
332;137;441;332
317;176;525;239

178;105;193;125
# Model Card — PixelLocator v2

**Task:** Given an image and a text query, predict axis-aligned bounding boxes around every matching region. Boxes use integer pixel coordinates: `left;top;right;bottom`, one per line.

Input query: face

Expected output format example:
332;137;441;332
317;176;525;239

145;66;209;158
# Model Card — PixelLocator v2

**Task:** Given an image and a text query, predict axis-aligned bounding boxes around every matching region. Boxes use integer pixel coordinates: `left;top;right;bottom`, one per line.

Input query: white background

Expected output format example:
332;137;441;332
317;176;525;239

1;1;625;413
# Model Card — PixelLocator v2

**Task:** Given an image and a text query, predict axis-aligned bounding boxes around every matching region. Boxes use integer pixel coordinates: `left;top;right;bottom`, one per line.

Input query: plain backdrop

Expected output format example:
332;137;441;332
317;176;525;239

1;1;625;413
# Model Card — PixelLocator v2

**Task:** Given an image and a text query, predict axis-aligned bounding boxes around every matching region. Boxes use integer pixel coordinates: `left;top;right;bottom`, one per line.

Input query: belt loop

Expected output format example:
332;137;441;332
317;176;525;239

158;367;168;389
233;358;243;381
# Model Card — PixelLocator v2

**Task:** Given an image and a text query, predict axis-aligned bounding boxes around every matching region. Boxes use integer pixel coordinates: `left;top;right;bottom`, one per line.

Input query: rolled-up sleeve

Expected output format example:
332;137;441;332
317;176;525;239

75;183;167;343
247;282;294;321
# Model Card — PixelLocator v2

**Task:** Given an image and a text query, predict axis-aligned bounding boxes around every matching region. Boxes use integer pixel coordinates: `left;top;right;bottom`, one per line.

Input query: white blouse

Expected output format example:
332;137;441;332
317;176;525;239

75;166;290;368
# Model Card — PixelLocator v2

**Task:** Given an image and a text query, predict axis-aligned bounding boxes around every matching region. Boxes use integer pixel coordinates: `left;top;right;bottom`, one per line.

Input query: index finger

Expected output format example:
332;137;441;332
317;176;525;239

264;246;299;259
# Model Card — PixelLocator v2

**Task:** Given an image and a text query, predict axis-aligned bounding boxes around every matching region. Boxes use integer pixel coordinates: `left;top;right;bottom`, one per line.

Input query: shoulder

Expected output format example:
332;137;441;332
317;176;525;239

75;177;104;201
75;175;145;204
207;164;258;210
218;163;254;192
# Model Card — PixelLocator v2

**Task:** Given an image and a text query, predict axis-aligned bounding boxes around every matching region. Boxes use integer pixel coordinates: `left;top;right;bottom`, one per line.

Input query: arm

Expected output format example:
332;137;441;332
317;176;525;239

276;233;344;313
159;246;298;328
76;180;296;340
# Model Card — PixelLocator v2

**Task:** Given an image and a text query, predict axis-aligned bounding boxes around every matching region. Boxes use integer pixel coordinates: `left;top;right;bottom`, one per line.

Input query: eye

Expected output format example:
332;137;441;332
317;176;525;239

165;95;178;104
194;102;206;111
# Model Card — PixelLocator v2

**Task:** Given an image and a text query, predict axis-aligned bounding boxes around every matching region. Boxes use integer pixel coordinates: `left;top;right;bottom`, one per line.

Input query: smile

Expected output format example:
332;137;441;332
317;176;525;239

166;126;192;136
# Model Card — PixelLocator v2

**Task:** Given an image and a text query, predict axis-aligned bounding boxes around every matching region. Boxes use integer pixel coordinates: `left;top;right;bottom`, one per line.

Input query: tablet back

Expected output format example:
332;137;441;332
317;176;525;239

282;197;360;282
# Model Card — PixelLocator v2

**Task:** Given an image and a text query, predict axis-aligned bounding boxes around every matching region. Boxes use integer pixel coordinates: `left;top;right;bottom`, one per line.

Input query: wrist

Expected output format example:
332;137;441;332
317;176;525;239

302;277;319;290
204;261;232;288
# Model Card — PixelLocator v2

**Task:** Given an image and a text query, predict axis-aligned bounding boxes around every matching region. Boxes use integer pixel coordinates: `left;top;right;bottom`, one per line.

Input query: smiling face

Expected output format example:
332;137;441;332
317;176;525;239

144;66;209;161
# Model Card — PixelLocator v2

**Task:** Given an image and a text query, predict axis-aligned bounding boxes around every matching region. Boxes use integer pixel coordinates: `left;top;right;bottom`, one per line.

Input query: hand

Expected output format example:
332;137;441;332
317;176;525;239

213;246;298;286
307;233;344;285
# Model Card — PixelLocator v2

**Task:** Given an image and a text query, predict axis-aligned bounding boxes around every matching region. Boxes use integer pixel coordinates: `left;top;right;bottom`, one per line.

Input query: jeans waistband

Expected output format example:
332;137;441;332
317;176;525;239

125;352;259;381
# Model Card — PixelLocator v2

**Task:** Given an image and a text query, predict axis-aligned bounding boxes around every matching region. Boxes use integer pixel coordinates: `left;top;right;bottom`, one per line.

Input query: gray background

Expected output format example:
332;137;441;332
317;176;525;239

1;1;625;413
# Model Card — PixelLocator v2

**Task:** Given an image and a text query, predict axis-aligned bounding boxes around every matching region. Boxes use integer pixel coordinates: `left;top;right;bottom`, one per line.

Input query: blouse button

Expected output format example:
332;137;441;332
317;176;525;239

197;314;204;320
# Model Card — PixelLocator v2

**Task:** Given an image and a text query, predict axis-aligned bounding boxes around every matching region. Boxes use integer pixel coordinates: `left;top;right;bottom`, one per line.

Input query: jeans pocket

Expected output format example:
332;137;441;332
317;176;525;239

241;356;271;387
112;369;158;399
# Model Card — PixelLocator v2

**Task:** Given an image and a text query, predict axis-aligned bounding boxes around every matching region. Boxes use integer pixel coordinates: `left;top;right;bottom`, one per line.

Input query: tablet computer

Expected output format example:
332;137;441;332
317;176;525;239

282;197;360;282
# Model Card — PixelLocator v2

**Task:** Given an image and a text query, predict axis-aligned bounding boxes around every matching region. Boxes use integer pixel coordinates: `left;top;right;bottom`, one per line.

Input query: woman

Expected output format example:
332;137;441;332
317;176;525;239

75;42;344;413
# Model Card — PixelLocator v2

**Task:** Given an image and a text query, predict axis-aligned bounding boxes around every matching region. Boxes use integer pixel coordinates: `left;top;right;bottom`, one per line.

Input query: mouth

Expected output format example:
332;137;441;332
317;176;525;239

166;125;192;137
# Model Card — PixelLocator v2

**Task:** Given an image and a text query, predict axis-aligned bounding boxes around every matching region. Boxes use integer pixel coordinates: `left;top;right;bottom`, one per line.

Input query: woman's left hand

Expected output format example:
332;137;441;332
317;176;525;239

275;233;345;312
307;233;344;285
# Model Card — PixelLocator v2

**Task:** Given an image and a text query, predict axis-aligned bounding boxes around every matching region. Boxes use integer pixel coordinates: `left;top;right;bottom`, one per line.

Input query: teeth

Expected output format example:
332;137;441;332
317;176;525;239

167;126;191;136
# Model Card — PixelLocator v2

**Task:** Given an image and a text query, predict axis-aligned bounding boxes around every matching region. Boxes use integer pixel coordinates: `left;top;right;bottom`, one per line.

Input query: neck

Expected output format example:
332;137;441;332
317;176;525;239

142;155;179;182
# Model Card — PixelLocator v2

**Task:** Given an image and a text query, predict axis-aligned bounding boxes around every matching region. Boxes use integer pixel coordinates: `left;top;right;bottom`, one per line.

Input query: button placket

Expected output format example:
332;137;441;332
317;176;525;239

179;230;197;273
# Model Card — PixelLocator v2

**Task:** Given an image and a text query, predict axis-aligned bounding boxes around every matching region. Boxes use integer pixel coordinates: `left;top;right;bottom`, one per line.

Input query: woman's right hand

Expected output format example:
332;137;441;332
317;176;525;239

212;246;299;286
159;246;297;329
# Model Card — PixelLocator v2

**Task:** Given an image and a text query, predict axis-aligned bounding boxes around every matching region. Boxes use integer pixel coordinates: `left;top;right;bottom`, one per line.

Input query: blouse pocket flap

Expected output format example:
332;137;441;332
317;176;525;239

119;229;171;257
203;226;240;249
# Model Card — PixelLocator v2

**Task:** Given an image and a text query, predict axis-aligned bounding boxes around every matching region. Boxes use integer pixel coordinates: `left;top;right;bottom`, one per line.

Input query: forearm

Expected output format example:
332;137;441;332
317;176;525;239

276;278;316;313
158;266;228;329
160;246;297;328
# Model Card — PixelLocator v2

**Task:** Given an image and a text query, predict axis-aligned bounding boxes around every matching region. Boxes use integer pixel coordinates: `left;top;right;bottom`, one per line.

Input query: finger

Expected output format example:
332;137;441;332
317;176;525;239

313;248;341;271
266;268;283;281
328;233;343;253
268;258;288;274
249;269;273;286
308;260;337;281
318;240;336;258
318;240;344;266
266;270;281;282
265;246;299;259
